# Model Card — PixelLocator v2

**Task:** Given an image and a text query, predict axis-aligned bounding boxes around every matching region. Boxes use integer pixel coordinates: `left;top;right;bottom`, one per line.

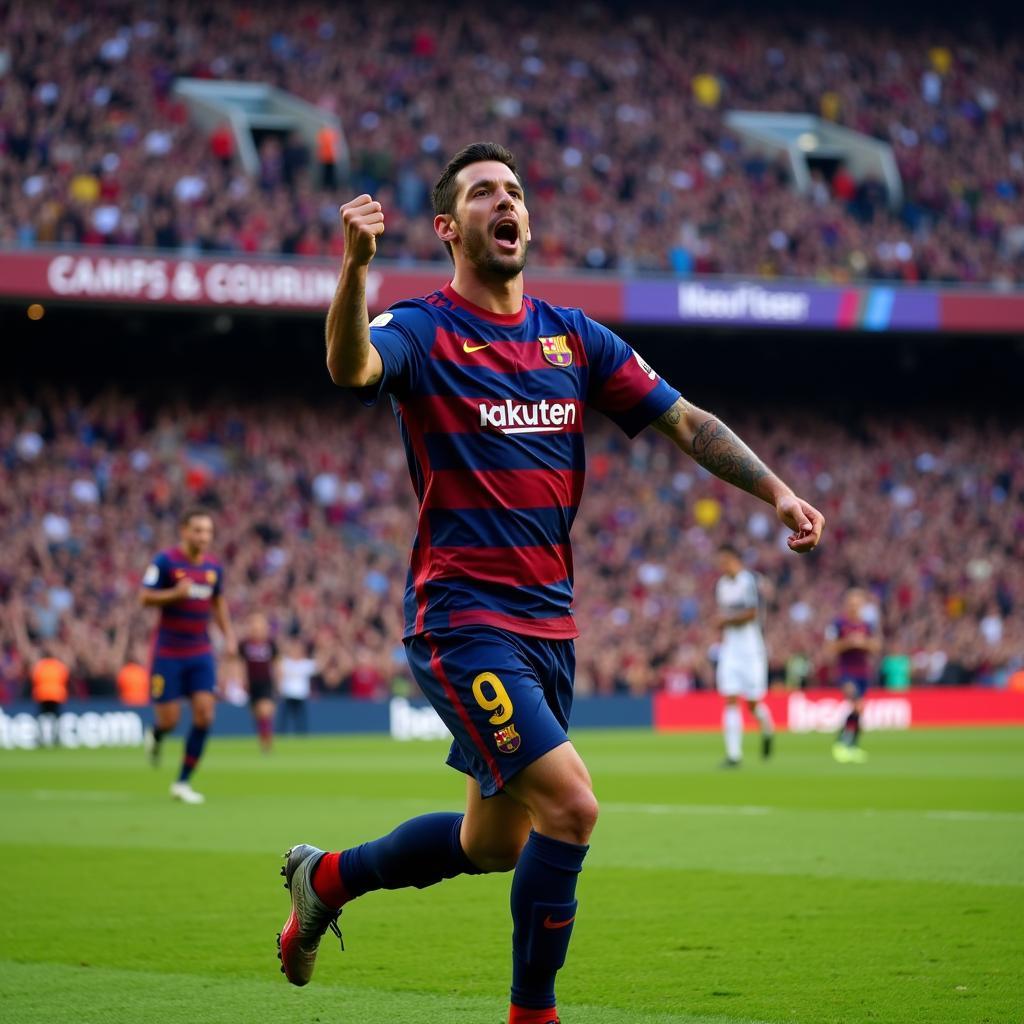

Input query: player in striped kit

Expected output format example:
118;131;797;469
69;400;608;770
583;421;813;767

275;142;825;1024
140;508;236;803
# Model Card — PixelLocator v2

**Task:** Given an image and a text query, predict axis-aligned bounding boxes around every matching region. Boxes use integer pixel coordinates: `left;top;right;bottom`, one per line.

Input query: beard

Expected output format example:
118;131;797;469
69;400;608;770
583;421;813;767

459;220;529;280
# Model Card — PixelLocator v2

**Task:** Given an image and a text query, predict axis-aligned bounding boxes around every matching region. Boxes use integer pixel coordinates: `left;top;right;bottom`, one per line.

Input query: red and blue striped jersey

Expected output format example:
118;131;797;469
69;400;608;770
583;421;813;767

365;284;681;640
827;616;876;679
142;547;224;658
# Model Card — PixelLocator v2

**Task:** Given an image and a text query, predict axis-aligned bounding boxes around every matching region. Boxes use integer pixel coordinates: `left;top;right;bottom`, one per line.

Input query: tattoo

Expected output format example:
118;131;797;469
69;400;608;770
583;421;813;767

691;417;770;495
656;398;685;428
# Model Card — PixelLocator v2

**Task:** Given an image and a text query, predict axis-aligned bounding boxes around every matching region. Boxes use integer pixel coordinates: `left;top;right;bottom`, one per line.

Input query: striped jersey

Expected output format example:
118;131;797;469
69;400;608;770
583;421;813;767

142;547;224;658
826;616;876;680
365;283;681;640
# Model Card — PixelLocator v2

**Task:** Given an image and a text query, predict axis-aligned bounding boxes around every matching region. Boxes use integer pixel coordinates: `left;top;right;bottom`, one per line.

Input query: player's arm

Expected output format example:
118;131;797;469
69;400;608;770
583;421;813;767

718;608;758;628
139;576;193;607
325;195;386;387
652;397;824;554
211;595;238;657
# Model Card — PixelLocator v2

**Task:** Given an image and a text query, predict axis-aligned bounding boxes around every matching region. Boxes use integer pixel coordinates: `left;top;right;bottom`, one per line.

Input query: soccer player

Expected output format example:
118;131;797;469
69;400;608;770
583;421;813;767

715;543;774;767
277;142;824;1024
241;613;278;753
140;508;237;803
827;587;880;763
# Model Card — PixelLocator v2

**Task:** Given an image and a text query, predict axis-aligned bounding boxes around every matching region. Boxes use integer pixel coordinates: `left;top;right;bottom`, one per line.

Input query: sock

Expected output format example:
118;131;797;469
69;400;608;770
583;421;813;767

510;830;588;1012
509;1006;560;1024
839;710;860;746
723;704;743;761
753;701;774;736
316;813;480;908
178;726;208;782
151;726;169;743
257;717;272;748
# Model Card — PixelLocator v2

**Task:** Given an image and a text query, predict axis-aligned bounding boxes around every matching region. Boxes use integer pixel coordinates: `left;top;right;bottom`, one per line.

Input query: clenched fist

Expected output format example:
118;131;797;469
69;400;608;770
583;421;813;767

340;194;385;266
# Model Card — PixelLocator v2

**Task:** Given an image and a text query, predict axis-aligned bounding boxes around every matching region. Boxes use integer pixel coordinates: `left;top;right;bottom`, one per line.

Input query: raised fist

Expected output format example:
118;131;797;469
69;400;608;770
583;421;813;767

340;194;385;266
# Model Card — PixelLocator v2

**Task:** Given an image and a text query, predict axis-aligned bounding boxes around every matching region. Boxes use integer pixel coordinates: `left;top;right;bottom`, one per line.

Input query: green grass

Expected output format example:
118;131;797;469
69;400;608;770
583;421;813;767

1;728;1022;1024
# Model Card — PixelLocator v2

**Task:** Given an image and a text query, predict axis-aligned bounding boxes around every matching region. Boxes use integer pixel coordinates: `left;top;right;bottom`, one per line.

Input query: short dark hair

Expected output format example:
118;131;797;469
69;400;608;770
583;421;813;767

432;142;521;261
718;543;741;558
179;506;213;527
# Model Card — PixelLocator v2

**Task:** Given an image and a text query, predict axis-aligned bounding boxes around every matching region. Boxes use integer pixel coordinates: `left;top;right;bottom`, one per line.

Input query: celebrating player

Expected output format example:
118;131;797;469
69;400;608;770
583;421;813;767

714;543;774;767
827;587;880;763
276;142;824;1024
140;508;236;803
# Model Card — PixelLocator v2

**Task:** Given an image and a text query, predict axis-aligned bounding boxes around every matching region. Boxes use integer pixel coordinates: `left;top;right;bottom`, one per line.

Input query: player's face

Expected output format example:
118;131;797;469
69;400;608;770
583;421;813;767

451;161;530;280
181;515;214;556
718;552;740;576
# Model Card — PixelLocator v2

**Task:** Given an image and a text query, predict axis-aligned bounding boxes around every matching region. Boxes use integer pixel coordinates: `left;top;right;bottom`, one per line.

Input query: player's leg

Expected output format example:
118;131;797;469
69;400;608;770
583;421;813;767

746;657;774;760
147;662;181;766
253;697;274;753
170;656;216;802
502;741;596;1024
833;679;867;761
717;659;743;766
146;659;180;765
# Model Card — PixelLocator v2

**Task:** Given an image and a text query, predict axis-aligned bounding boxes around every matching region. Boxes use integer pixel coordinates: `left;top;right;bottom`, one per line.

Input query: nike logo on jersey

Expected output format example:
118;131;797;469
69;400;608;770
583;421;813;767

543;914;576;930
463;340;490;353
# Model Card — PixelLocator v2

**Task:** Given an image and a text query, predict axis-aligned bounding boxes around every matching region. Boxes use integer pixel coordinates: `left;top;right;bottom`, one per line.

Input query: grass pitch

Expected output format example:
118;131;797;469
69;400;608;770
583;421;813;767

1;727;1021;1024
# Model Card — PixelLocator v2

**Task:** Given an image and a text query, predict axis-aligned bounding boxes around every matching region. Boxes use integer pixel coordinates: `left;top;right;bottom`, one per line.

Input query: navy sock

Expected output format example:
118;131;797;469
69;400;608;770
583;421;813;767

339;812;481;898
178;726;208;782
839;710;861;746
510;830;589;1011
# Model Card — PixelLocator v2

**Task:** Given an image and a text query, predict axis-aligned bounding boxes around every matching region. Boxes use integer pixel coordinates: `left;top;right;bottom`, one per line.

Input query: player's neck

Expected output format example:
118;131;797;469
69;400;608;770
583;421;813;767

449;266;524;316
182;544;203;563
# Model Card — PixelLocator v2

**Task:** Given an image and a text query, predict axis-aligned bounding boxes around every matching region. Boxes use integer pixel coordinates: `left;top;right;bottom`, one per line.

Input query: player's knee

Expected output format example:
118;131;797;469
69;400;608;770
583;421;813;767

542;785;599;845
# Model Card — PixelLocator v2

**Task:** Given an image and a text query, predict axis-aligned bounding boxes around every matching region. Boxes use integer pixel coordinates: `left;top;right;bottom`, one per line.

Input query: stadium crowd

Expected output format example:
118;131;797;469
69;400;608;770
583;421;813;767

2;389;1022;703
1;1;1023;284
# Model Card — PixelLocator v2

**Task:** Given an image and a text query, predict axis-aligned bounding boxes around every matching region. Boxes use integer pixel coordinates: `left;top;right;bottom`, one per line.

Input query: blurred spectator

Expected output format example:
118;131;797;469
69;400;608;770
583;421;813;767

278;637;318;733
0;1;1021;283
32;647;69;745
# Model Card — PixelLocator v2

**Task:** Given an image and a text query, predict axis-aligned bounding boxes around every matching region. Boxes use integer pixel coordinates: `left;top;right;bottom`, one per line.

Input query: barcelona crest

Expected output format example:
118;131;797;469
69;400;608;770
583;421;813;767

206;570;217;584
540;335;573;368
494;724;522;754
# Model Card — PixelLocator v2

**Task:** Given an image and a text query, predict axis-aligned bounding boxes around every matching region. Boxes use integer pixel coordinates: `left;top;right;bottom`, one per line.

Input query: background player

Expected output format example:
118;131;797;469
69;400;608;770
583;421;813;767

140;508;237;803
827;587;881;763
715;543;774;767
276;142;824;1024
240;613;278;753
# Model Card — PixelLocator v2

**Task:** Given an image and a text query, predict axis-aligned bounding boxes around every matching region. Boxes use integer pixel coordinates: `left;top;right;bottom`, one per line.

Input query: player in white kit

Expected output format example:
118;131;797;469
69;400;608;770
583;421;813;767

714;544;774;766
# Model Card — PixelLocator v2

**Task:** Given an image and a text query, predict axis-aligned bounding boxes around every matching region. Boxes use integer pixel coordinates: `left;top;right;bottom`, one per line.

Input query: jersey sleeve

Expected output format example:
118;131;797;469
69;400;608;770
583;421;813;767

358;302;436;405
142;552;170;589
577;313;681;437
740;572;760;609
213;565;224;597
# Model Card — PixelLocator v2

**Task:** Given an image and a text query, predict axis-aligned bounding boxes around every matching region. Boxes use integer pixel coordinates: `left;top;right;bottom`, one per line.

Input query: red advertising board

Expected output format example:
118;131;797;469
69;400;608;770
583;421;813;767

654;687;1024;733
0;250;624;320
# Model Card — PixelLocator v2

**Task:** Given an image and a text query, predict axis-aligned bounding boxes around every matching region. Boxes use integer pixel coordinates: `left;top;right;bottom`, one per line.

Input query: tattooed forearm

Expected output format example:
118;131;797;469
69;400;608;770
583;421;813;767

656;398;685;429
690;417;771;496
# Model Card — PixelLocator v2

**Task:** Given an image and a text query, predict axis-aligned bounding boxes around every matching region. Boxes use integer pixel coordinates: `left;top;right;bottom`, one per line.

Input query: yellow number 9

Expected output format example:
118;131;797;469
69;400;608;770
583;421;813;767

471;672;513;725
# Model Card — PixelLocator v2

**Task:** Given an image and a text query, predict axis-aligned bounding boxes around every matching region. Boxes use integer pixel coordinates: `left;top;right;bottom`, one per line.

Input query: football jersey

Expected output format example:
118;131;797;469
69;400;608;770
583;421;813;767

826;616;875;679
365;283;680;639
142;547;224;658
715;569;765;659
242;638;277;684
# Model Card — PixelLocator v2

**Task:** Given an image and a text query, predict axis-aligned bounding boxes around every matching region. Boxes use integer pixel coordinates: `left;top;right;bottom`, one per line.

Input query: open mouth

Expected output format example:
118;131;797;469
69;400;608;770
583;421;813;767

492;219;519;250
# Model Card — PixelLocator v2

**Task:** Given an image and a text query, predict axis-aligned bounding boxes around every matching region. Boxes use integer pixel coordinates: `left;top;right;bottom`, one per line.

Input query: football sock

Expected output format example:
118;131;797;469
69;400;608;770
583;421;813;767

151;726;169;743
753;701;775;736
509;1005;560;1024
839;709;861;746
257;717;272;749
723;704;743;761
178;726;208;782
319;813;481;907
510;830;588;1011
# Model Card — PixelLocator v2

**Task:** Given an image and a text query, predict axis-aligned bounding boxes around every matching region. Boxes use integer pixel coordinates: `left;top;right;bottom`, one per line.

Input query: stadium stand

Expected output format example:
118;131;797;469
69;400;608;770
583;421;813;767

1;1;1022;283
2;390;1021;700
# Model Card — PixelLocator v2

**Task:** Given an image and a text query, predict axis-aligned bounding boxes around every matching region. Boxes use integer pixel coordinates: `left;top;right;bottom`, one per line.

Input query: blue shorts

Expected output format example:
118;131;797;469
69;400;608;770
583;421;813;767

150;653;217;704
839;675;870;699
405;627;575;798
